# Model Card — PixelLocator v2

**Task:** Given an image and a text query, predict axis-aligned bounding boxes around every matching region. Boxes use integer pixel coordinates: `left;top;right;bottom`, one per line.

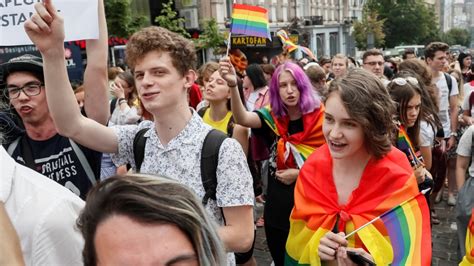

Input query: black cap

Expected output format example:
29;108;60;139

1;54;44;85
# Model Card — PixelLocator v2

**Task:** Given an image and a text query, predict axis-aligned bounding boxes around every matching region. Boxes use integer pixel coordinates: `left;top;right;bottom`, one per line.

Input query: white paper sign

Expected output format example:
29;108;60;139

0;0;98;46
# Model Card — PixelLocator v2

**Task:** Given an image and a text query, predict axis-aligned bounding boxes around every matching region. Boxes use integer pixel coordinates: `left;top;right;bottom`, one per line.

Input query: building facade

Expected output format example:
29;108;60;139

174;0;365;62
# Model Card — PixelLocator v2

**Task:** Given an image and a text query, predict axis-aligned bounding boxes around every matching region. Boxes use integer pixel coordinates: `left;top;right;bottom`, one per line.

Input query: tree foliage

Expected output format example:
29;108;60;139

104;0;147;38
194;18;226;56
441;28;471;47
352;7;386;50
365;0;440;47
154;0;190;38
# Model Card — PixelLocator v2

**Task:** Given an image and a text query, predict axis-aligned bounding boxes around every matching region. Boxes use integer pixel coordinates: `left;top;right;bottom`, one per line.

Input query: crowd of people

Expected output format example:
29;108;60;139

1;0;474;265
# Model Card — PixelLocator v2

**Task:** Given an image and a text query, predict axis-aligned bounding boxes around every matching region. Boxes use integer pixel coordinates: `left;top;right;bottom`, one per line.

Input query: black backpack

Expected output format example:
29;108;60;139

443;72;453;95
133;128;227;205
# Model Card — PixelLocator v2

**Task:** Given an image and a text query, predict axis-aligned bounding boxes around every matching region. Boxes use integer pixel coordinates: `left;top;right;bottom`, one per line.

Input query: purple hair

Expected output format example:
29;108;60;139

269;62;320;118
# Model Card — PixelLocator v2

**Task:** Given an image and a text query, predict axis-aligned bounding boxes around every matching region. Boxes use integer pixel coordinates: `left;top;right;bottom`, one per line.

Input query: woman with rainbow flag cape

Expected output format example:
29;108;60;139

285;69;431;265
218;58;325;266
387;72;434;197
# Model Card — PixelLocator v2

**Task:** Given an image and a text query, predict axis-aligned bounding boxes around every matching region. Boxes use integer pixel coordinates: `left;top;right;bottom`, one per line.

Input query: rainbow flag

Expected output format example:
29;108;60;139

285;145;431;265
231;4;271;40
397;125;422;167
460;211;474;265
276;29;317;60
377;193;431;265
276;30;298;52
255;105;325;169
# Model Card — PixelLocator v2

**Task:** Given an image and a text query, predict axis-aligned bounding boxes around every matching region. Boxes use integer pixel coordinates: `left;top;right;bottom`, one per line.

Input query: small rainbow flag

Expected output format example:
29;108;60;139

276;29;317;60
460;210;474;265
397;125;422;167
231;4;271;40
378;192;431;265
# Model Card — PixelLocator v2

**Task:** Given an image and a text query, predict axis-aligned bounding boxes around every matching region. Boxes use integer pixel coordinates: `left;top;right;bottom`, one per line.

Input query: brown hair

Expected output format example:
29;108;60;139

327;69;396;159
362;49;384;63
398;59;442;130
197;62;219;86
116;71;137;106
78;174;226;266
424;42;449;60
108;67;124;81
260;63;275;76
387;71;424;148
126;26;197;76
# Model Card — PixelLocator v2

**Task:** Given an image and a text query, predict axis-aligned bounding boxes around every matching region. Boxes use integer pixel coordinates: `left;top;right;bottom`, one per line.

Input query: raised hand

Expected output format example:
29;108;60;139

219;57;238;87
24;0;64;56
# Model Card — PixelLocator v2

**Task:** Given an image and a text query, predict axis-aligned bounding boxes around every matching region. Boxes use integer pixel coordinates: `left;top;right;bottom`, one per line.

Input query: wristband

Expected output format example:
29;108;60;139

450;132;458;137
118;98;127;105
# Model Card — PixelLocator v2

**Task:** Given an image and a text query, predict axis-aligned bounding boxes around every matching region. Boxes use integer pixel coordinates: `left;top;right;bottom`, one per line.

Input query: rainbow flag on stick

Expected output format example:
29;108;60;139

397;125;422;167
230;4;271;40
276;29;317;60
345;190;431;265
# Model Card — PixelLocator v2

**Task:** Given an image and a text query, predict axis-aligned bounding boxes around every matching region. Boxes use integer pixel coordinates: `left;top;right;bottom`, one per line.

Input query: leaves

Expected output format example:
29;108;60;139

104;0;148;38
154;0;190;38
440;28;471;47
193;18;226;56
352;8;386;50
365;0;440;47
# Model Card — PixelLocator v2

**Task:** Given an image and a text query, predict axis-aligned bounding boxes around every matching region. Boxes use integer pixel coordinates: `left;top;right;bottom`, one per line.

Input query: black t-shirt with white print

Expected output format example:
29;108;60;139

8;133;101;199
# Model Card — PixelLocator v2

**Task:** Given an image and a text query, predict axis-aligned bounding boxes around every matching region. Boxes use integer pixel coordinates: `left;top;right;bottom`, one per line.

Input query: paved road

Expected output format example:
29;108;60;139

253;191;460;266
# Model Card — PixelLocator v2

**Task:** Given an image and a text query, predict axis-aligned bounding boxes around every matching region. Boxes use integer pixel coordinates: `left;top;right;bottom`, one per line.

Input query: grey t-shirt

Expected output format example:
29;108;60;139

457;125;474;177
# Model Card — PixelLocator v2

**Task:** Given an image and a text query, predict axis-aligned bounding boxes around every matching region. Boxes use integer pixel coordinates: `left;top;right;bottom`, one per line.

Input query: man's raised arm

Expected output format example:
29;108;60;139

83;0;109;125
24;0;118;154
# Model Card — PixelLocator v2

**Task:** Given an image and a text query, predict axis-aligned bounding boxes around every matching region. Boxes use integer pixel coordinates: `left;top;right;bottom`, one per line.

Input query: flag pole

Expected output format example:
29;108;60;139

226;0;236;57
344;189;430;239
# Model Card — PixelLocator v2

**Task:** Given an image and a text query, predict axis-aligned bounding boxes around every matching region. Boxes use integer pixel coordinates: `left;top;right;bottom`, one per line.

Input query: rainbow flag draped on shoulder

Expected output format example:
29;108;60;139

255;105;325;169
460;210;474;265
285;145;431;265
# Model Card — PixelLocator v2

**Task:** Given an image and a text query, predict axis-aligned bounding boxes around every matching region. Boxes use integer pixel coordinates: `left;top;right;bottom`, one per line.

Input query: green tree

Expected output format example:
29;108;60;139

155;0;190;38
194;18;226;57
365;0;440;47
442;28;471;46
352;8;386;50
105;0;147;38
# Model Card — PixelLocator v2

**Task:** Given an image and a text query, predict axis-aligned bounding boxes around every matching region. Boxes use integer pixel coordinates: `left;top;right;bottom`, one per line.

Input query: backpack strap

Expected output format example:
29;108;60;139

6;137;20;156
133;128;150;172
19;136;35;169
68;139;98;185
201;129;228;206
110;98;118;116
444;72;453;95
197;106;208;117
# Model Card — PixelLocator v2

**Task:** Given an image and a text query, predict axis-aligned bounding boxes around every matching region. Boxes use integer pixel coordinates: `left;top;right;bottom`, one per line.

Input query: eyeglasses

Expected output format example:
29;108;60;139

364;61;384;66
391;77;419;86
4;82;43;99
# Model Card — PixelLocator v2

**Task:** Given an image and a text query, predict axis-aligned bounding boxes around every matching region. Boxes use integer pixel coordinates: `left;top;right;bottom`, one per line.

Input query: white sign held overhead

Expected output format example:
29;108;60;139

0;0;98;46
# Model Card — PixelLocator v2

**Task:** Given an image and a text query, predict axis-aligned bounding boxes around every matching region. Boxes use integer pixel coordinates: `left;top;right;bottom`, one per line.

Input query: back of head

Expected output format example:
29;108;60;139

424;42;449;60
245;63;267;89
305;64;326;84
125;26;197;76
78;174;226;266
1;54;44;85
398;59;432;87
327;69;395;159
197;62;219;86
319;56;331;66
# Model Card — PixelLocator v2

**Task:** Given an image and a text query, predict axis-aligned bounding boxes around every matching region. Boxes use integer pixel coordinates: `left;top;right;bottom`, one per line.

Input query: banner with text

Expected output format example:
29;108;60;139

0;0;98;46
